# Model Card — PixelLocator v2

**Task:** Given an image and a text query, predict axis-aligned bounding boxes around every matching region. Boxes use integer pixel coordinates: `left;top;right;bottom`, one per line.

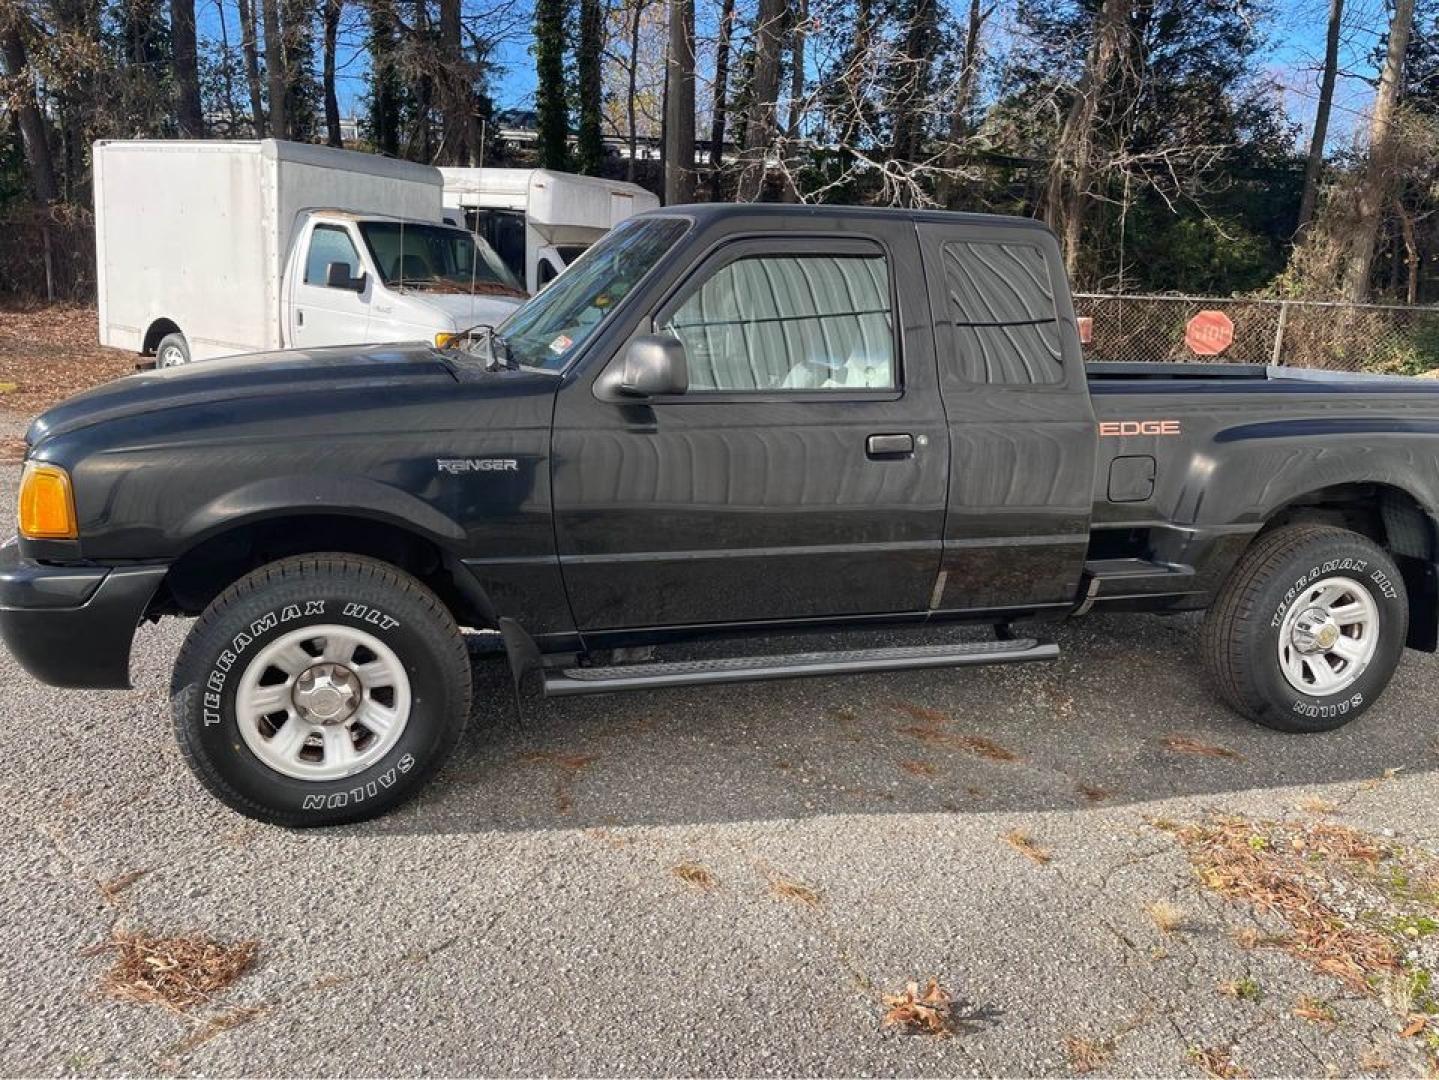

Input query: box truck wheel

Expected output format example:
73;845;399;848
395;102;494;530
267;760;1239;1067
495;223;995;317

169;554;473;826
1201;524;1407;732
156;332;191;368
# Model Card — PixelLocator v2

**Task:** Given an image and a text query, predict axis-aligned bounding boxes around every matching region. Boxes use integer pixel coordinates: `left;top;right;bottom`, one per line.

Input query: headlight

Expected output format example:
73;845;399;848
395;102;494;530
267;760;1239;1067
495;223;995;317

18;462;78;540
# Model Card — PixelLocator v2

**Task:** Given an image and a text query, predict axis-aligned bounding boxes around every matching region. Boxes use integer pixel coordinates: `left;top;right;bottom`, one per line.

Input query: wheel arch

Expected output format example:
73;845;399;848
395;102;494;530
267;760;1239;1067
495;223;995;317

142;318;183;355
150;511;497;631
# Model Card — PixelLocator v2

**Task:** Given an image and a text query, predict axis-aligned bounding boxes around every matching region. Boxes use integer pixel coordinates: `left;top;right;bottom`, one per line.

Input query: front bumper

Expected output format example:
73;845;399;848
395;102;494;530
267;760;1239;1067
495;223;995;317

0;540;168;688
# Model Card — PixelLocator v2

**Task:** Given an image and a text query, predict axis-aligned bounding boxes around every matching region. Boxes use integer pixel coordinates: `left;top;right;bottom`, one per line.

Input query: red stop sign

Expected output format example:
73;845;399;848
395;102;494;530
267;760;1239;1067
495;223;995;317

1185;310;1234;356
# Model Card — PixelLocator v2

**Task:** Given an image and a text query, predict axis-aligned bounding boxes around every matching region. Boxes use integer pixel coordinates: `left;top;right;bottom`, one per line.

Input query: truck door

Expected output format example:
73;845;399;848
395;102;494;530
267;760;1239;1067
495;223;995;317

915;222;1096;614
288;221;372;348
550;226;950;632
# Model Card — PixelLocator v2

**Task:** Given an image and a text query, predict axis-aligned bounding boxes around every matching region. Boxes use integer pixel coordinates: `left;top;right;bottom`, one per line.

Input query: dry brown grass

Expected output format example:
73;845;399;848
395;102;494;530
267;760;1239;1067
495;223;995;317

1062;1034;1114;1074
1145;900;1188;935
1004;829;1052;865
1162;734;1242;760
881;978;954;1037
770;879;822;909
87;930;256;1012
672;862;717;890
0;304;133;418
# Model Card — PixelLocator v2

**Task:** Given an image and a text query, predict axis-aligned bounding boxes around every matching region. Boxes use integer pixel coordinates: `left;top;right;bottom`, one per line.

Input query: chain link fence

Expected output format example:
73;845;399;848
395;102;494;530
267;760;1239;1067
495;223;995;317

1074;293;1439;375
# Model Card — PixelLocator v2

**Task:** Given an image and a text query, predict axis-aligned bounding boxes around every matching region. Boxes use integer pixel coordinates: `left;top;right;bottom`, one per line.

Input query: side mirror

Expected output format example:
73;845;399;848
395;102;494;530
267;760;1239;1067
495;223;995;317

616;334;688;398
326;261;365;292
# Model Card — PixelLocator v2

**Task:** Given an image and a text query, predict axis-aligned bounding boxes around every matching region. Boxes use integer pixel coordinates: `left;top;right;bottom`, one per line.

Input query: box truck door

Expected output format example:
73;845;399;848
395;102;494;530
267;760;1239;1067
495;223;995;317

289;222;372;349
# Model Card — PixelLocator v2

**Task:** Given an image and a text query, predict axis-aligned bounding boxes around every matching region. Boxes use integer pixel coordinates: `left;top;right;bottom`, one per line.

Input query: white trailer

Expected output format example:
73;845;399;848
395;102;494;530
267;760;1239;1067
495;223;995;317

94;139;525;365
438;168;660;293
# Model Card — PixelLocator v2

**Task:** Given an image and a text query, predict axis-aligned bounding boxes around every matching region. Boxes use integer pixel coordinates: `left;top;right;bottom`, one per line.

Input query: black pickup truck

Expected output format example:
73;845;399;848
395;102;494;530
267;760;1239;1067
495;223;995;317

4;204;1437;825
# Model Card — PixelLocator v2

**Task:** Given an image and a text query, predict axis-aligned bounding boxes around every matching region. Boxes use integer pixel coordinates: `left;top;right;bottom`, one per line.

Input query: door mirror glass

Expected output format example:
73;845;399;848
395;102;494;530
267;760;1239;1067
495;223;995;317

326;261;365;292
617;334;688;398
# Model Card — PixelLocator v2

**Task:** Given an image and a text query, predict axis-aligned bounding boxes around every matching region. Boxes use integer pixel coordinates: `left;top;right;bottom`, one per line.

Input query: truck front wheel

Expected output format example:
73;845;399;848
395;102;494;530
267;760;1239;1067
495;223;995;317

155;332;190;368
170;554;472;826
1201;524;1408;732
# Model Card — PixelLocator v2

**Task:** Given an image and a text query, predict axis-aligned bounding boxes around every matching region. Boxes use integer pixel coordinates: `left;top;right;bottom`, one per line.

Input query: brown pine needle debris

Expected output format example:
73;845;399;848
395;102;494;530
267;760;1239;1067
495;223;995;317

892;701;950;726
1174;816;1412;993
164;1005;268;1056
1162;734;1242;759
1004;829;1052;865
1293;996;1338;1026
87;930;257;1012
1077;784;1112;804
672;862;717;890
1187;1045;1248;1079
1145;900;1188;935
770;879;822;908
900;759;937;777
881;978;954;1037
97;869;147;904
1062;1034;1115;1074
1297;796;1338;815
0;438;24;464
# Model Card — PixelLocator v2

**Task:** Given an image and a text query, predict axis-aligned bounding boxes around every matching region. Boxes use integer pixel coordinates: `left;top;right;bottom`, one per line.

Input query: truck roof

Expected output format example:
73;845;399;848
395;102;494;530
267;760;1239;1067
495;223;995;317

645;202;1060;236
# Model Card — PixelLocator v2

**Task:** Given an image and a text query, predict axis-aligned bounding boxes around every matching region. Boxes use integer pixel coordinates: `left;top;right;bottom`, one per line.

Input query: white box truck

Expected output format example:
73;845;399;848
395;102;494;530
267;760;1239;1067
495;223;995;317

94;139;526;366
438;168;659;293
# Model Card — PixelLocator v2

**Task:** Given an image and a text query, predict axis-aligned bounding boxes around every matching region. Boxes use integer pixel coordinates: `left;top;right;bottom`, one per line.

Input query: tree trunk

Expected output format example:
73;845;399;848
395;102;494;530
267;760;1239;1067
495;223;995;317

171;0;205;136
0;15;58;202
626;0;645;181
1342;0;1415;301
780;0;806;201
534;0;570;170
937;0;985;205
215;0;242;134
664;0;695;202
323;0;343;146
1042;0;1131;279
261;0;288;138
890;0;937;171
837;0;871;151
237;0;268;135
708;0;735;197
370;0;401;156
1297;0;1343;237
736;0;783;202
435;0;468;162
576;0;605;174
1395;195;1419;305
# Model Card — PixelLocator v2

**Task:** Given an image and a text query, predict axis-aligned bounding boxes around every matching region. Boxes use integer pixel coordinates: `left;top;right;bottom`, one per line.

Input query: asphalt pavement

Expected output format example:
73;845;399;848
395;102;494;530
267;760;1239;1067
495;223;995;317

1;409;1436;1077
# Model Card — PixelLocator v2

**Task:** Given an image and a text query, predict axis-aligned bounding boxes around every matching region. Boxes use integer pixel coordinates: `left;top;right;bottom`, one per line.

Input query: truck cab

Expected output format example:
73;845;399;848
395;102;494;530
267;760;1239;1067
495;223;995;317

282;210;525;354
439;168;660;293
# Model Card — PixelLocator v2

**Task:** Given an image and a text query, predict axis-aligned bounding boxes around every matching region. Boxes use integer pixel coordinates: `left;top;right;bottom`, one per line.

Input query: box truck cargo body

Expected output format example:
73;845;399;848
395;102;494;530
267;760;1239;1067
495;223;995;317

439;168;660;293
95;139;524;365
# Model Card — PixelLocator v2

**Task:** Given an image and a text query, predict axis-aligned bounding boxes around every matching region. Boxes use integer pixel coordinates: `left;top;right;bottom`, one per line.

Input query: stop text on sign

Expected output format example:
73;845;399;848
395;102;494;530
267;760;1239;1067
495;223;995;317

1185;310;1235;355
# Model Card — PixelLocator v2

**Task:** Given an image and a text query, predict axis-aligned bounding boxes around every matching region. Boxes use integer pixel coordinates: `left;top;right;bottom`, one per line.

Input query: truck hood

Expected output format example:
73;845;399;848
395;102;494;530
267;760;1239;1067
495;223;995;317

408;290;525;331
28;343;458;445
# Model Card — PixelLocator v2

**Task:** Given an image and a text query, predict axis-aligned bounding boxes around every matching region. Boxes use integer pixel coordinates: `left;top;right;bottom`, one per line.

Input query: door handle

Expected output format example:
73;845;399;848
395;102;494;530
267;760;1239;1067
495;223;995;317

866;433;914;457
297;309;304;326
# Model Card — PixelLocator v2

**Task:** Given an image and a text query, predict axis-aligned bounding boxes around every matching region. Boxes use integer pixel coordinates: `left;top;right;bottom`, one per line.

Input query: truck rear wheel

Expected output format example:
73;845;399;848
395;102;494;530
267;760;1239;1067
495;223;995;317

170;554;471;826
1201;524;1407;732
156;332;190;368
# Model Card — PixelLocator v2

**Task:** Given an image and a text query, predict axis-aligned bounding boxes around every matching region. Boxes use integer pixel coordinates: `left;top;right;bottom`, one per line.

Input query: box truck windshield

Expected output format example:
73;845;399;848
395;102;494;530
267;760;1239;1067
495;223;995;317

359;222;524;297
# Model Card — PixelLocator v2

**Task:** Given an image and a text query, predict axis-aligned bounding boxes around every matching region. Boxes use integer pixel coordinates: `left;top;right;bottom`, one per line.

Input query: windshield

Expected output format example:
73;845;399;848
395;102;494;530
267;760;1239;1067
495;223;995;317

496;216;688;371
359;222;525;297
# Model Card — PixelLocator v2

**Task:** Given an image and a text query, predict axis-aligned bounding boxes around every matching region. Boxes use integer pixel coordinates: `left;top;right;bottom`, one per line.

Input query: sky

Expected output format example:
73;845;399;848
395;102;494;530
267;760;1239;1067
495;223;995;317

194;0;1396;150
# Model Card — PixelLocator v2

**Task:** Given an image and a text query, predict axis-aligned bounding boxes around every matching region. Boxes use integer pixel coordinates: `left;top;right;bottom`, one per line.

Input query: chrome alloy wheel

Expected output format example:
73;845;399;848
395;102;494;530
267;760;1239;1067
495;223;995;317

157;343;187;368
235;624;412;781
1276;576;1380;697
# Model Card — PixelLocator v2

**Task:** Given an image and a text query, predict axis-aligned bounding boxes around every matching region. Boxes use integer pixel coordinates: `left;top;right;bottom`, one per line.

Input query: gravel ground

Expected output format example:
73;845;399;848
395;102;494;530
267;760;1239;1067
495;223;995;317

1;409;1437;1077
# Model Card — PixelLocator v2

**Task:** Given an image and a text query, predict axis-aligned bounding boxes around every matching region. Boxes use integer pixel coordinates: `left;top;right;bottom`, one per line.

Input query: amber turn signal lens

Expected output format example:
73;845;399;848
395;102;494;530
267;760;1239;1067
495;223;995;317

434;332;458;349
18;462;78;540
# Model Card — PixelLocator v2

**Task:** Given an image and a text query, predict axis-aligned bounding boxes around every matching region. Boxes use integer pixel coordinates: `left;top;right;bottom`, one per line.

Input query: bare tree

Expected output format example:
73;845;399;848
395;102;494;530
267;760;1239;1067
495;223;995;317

1342;0;1416;299
664;0;696;202
1297;0;1344;236
708;0;735;197
0;7;58;202
780;0;807;201
323;0;344;146
937;0;990;205
261;0;288;137
171;0;205;136
1042;0;1133;278
736;0;784;201
237;0;268;135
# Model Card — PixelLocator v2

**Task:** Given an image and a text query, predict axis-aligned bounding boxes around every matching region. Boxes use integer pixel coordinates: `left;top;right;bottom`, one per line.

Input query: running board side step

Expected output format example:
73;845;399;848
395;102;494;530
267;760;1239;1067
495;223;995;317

542;638;1057;697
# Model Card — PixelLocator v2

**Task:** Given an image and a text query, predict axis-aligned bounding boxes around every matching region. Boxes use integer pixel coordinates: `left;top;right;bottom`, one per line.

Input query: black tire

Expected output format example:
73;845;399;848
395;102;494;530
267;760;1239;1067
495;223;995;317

156;332;190;368
170;554;471;827
1201;524;1408;733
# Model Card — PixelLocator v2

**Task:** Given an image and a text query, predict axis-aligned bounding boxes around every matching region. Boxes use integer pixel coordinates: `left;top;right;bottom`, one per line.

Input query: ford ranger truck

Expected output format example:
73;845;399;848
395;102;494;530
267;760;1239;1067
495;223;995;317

4;205;1436;826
